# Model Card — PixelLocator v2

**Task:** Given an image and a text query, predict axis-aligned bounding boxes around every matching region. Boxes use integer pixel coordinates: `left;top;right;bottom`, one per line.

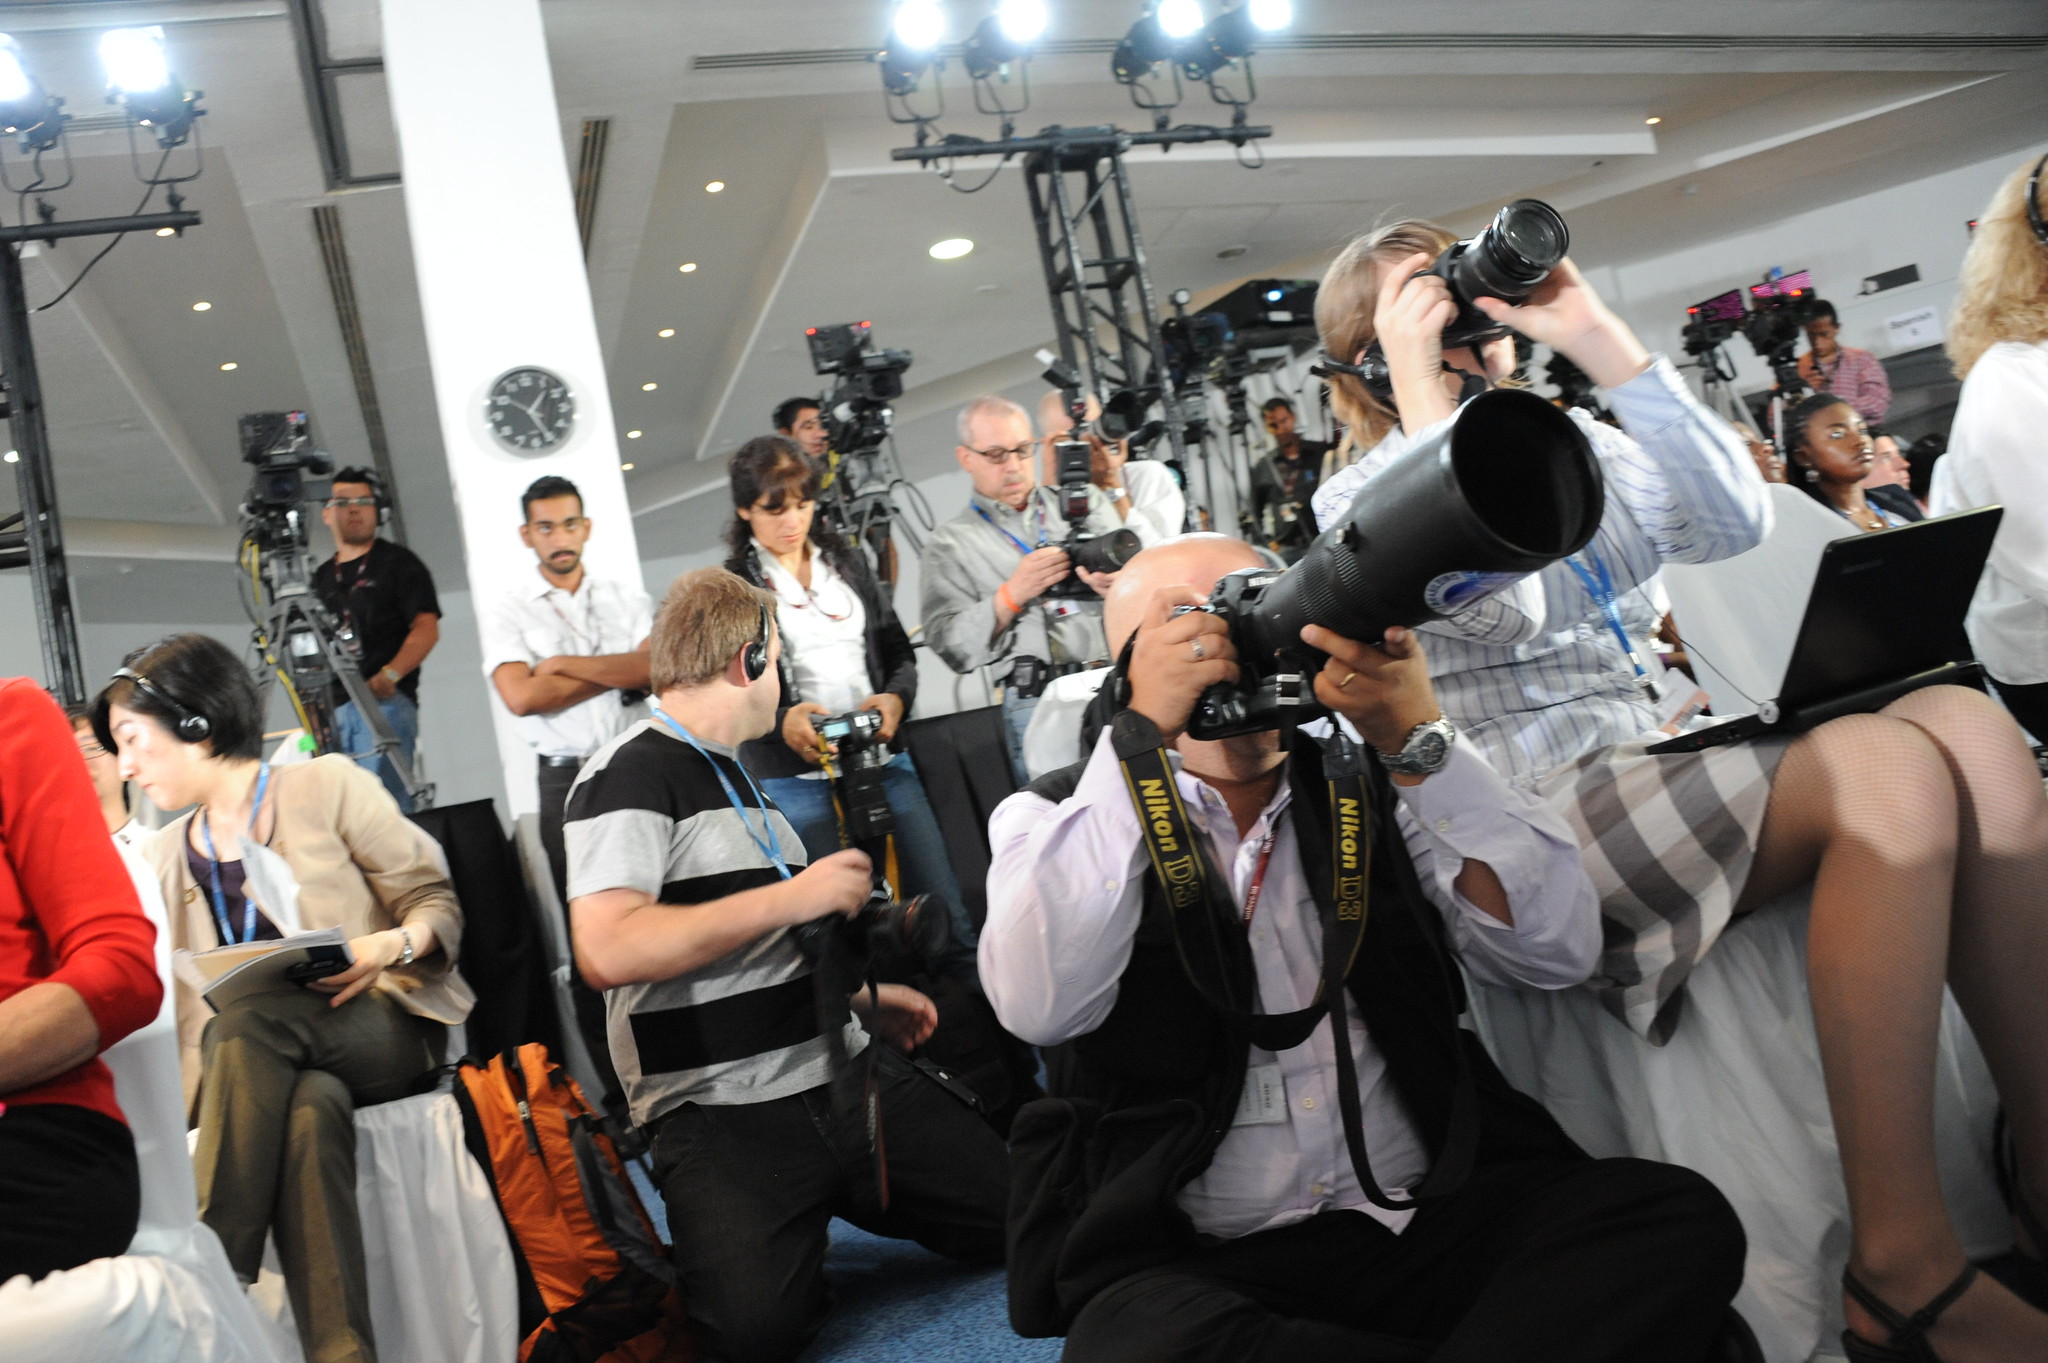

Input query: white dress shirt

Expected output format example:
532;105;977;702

480;569;655;759
755;540;871;716
981;727;1599;1240
1931;339;2048;687
1119;460;1187;548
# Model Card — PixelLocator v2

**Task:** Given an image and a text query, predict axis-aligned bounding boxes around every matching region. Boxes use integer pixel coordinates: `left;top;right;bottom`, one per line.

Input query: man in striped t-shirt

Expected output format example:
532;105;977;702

566;567;1006;1363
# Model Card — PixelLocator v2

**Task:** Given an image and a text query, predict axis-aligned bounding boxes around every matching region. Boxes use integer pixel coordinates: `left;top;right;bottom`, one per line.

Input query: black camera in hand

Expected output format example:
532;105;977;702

816;708;893;843
1420;198;1570;347
1041;433;1142;599
1182;389;1604;740
792;889;952;1000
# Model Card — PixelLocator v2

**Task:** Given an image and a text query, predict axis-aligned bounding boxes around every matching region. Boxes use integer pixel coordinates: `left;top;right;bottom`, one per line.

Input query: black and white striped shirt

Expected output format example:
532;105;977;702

564;718;866;1125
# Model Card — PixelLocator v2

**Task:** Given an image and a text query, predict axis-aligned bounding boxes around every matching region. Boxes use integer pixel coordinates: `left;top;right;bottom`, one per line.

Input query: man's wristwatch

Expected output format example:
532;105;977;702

1377;716;1457;776
381;666;401;684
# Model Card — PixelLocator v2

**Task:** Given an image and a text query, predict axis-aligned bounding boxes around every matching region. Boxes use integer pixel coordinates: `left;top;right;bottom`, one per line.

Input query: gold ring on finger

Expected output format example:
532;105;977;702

1337;670;1357;690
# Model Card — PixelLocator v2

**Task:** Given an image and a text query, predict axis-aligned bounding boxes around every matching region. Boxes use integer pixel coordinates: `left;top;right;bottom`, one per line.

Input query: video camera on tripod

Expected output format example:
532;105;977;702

1682;270;1821;396
234;409;427;806
802;321;929;585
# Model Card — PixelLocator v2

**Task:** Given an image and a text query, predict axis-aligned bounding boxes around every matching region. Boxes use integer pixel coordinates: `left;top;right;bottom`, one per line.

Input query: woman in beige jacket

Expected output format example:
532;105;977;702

96;633;472;1363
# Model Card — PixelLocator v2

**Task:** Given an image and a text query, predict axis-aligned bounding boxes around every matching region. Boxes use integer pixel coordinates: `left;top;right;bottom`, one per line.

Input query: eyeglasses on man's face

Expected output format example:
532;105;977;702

326;496;379;510
969;444;1034;466
528;517;588;536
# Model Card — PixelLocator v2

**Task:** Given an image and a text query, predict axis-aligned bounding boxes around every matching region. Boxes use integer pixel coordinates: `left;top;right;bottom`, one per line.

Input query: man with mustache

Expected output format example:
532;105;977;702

483;474;653;1137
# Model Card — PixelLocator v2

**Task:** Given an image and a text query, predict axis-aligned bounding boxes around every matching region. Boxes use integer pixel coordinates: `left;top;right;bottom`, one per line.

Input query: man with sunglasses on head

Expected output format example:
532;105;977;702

922;394;1128;781
481;474;654;1139
314;467;441;813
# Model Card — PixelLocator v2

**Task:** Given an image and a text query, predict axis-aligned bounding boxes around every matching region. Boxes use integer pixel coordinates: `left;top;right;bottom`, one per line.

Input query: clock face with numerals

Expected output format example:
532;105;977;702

485;367;576;455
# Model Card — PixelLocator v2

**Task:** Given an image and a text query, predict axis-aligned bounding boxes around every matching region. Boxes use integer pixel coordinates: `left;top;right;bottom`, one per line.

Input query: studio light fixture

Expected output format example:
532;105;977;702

0;34;65;153
99;27;201;149
1158;0;1205;38
964;0;1047;81
998;0;1049;44
929;236;974;259
879;0;946;97
1180;0;1292;81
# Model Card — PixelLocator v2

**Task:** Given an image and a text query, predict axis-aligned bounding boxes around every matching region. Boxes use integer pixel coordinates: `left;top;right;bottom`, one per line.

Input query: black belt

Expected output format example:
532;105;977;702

537;754;585;770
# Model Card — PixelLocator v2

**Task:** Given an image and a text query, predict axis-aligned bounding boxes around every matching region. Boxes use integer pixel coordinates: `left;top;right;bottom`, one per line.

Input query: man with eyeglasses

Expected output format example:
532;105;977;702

314;467;441;812
482;474;654;1139
922;394;1126;780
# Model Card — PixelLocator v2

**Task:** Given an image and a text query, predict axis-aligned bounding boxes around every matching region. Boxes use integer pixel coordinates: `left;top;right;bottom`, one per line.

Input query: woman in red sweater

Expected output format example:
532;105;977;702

0;678;162;1282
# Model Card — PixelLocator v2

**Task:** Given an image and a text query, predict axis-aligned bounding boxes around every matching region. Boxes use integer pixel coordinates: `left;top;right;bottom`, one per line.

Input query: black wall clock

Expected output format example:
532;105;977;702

485;366;575;454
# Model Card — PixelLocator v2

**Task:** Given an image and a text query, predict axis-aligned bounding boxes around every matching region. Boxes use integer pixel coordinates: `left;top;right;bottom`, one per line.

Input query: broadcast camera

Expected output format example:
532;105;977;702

806;321;912;456
239;411;331;545
1682;272;1820;395
1179;389;1604;740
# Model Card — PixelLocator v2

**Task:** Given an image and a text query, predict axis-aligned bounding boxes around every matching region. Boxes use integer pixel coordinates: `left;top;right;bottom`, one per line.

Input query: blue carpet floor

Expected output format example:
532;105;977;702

629;1158;1061;1363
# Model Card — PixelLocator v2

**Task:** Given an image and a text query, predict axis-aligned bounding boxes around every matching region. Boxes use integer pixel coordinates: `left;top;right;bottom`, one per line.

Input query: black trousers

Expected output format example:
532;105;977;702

537;755;628;1124
0;1102;140;1282
1992;676;2048;745
1063;1156;1745;1363
649;1045;1009;1363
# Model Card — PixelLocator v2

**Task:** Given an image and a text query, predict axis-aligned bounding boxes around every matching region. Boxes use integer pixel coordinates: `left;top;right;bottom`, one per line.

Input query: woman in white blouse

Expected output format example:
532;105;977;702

1933;152;2048;743
723;436;975;980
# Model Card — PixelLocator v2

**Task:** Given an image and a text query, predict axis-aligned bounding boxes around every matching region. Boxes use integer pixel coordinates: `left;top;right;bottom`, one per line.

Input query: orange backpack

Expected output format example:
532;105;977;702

454;1045;691;1362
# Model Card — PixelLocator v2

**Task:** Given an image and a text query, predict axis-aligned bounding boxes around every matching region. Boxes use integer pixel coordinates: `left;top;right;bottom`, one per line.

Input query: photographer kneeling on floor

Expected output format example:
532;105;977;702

981;535;1747;1362
565;567;1008;1363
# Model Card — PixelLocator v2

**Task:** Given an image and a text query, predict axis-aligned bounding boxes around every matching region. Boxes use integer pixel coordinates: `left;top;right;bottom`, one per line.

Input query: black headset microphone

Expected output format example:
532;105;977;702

111;667;212;743
741;604;770;683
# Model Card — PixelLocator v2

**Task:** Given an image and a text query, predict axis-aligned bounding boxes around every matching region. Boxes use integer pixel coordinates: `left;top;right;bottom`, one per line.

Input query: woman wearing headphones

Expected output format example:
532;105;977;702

95;633;471;1363
1933;153;2048;743
723;435;976;979
1311;219;2048;1362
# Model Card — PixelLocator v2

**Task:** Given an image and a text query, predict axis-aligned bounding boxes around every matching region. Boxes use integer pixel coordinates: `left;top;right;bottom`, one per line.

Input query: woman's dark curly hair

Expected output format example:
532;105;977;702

723;435;861;579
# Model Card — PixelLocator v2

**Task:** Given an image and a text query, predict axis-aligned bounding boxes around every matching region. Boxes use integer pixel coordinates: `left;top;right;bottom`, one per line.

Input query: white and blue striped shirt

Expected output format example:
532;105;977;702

1313;357;1771;786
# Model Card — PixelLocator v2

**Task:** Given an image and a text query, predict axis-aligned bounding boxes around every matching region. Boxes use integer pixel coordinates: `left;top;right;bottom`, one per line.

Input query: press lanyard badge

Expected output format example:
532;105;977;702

1234;1062;1289;1126
651;708;793;880
1567;550;1660;698
200;764;272;946
976;497;1079;618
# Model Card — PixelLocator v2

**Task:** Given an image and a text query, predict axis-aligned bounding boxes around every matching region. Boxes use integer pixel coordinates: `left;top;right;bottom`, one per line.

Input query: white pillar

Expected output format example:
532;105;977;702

381;0;640;815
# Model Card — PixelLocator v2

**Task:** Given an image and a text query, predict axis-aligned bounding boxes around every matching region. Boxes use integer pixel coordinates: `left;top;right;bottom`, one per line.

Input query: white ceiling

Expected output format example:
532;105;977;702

0;0;2045;613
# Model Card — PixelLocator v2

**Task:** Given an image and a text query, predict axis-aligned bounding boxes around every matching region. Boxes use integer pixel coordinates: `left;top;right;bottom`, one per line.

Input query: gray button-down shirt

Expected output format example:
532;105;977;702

920;486;1127;675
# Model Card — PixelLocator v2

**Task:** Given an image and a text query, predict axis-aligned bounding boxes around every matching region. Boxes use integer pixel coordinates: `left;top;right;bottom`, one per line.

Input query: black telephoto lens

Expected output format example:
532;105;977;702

1237;388;1603;668
1459;199;1569;304
1068;528;1142;576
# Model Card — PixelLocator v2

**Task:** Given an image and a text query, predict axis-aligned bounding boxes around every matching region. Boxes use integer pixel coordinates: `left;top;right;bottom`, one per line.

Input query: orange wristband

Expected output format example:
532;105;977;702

997;583;1021;616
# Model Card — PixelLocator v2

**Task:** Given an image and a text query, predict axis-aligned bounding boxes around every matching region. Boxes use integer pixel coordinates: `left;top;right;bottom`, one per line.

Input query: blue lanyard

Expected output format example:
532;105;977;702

973;496;1049;555
199;764;271;946
1565;548;1652;687
650;709;793;880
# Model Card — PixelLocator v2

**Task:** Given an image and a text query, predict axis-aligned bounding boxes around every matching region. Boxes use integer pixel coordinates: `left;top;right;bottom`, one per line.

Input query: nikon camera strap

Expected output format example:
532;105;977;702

1109;707;1475;1212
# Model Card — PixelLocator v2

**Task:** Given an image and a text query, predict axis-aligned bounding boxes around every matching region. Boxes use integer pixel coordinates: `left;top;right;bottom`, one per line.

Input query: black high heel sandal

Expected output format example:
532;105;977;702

1982;1108;2048;1312
1840;1264;1978;1363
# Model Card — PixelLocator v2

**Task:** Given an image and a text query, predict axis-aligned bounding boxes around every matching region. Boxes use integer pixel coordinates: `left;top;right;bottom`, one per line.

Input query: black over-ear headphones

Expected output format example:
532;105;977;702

112;666;211;743
2028;152;2048;247
741;604;771;683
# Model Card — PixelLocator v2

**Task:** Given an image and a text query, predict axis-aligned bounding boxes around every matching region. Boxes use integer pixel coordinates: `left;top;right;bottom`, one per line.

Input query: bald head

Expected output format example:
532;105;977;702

1104;534;1262;657
1038;389;1100;439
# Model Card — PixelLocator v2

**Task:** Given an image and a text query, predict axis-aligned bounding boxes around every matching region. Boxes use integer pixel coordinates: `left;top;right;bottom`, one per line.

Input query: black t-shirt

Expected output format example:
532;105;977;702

313;538;441;702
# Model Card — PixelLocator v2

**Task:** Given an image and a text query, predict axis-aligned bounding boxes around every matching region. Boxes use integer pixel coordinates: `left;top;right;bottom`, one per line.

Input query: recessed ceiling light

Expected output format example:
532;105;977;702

154;226;175;237
705;180;725;193
626;429;643;438
219;362;238;371
2;450;16;463
191;300;211;311
657;327;676;337
621;461;635;471
929;237;974;260
678;262;697;273
641;382;657;391
1645;116;1662;125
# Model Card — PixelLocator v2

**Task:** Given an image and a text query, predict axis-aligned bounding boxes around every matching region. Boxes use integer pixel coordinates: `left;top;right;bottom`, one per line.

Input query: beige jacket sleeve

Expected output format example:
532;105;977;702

325;757;464;977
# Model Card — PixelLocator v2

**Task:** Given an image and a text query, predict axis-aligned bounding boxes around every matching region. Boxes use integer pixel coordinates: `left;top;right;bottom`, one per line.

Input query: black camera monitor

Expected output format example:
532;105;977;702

1748;269;1814;310
806;321;874;375
1689;289;1746;326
